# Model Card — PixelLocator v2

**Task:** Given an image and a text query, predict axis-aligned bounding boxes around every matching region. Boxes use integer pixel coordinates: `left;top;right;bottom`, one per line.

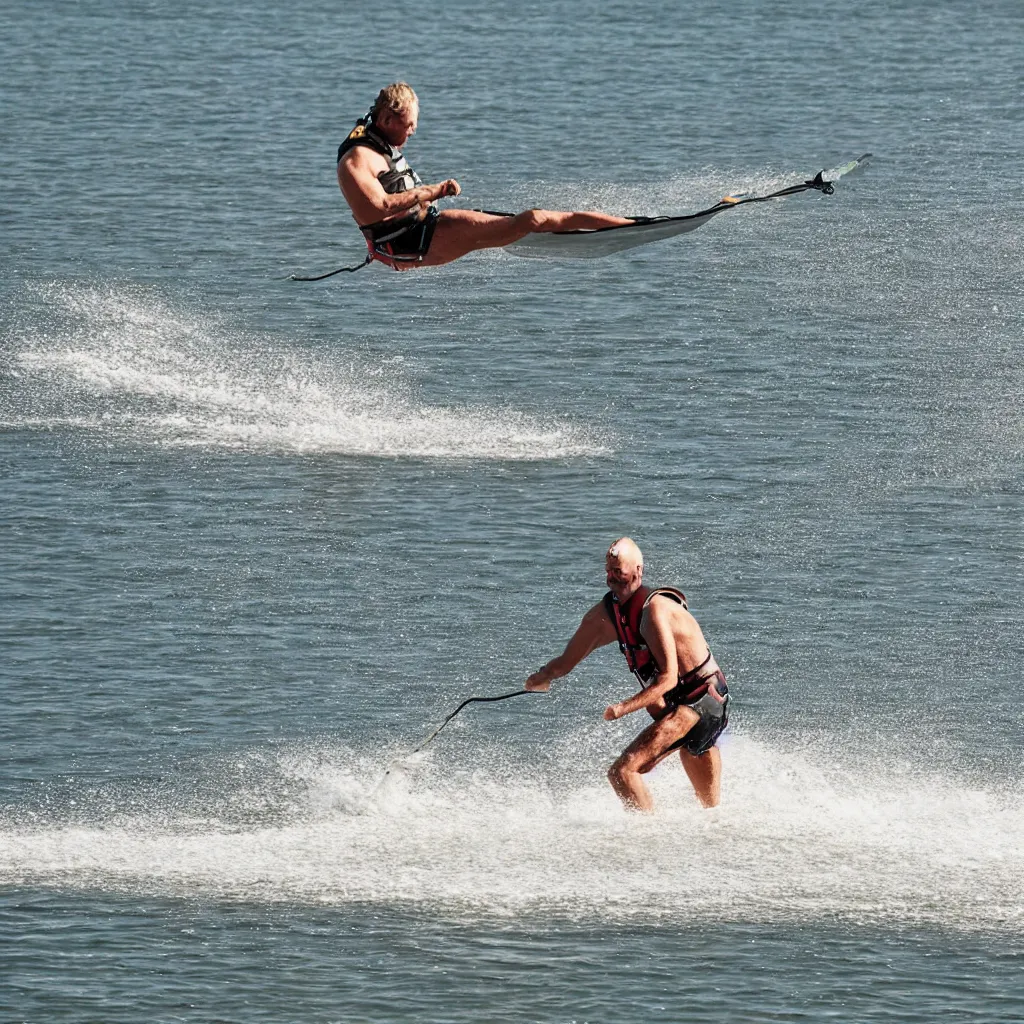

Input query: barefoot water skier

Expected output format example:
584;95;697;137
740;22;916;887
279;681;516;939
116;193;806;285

288;80;858;280
524;538;730;811
337;82;632;270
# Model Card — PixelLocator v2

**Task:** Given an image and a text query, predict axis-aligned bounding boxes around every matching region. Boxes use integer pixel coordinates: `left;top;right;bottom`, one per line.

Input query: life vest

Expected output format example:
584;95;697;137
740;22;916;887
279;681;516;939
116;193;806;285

603;586;688;686
337;113;424;195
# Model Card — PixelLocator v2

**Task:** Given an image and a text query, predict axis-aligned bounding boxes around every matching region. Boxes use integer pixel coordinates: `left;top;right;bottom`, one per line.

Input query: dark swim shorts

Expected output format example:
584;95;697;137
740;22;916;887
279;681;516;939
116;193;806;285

362;206;439;269
667;674;729;757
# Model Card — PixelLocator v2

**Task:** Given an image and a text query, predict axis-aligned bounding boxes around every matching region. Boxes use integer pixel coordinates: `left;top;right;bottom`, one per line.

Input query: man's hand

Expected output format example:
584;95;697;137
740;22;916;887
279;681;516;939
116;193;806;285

523;600;618;697
440;179;461;198
524;671;551;692
603;703;623;721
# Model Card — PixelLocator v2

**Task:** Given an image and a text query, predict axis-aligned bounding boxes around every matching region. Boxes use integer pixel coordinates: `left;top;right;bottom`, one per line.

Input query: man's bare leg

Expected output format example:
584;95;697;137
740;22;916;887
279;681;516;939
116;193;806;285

678;746;721;808
420;208;632;267
608;766;655;812
606;706;700;812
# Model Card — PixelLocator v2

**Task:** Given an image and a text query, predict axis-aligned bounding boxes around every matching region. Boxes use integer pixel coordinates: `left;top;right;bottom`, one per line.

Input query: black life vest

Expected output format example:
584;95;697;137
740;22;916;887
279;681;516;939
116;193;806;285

337;113;424;195
603;586;688;686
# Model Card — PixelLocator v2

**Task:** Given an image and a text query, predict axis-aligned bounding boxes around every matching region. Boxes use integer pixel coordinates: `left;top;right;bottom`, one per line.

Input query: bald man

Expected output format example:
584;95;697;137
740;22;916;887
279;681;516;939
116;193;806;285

337;82;632;270
525;538;730;810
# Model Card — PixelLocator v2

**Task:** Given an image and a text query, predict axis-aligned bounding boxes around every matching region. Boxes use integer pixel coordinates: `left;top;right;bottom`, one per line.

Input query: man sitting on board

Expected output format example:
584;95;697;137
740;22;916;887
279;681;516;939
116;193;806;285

524;538;730;811
337;82;631;270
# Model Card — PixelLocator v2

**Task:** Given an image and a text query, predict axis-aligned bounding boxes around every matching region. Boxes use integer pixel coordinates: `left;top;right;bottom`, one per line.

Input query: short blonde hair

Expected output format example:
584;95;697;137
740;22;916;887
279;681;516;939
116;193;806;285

372;82;418;118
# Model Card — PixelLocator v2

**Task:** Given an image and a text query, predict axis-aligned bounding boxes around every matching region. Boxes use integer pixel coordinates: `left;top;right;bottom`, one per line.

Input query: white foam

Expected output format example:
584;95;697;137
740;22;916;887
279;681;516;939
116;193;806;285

6;284;606;460
2;734;1021;931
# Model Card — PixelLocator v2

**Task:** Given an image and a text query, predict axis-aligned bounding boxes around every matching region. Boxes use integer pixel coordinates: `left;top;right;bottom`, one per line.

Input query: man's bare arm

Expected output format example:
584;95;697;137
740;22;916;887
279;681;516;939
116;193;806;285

603;600;680;719
525;602;617;691
338;148;460;221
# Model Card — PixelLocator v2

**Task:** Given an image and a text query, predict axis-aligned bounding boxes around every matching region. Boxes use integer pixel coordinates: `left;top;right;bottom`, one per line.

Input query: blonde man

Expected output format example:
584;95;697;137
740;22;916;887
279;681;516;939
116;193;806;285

525;538;730;811
337;83;631;270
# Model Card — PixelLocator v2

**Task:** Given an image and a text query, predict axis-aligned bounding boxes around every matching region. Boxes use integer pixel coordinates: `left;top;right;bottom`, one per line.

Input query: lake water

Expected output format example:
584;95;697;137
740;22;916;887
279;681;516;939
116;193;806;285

1;1;1022;1020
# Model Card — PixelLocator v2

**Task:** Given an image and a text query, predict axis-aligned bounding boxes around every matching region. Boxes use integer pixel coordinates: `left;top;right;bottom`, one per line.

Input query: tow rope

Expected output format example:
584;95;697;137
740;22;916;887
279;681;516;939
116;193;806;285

406;688;539;757
286;253;372;281
716;169;835;207
372;688;541;794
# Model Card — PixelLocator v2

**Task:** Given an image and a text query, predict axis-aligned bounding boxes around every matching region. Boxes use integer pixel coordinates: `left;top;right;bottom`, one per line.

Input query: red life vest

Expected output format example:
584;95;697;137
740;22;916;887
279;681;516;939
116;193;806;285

603;586;688;686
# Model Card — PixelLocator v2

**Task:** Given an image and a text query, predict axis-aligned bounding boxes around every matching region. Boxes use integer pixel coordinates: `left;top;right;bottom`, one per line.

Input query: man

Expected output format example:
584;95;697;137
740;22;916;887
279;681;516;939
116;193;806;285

337;83;632;270
525;538;730;811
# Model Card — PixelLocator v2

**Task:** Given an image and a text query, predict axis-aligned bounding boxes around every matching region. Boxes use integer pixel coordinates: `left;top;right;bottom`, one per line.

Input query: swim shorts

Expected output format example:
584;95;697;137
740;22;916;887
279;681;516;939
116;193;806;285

667;672;729;757
361;206;439;269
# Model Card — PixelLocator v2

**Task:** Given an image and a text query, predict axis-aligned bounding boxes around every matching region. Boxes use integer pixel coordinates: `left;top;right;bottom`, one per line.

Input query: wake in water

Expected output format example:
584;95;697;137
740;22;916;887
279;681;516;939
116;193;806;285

0;283;606;460
1;731;1021;931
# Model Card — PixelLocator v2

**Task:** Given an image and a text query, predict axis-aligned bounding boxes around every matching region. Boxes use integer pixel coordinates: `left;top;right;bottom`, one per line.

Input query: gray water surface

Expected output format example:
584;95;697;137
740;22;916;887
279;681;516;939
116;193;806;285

2;1;1022;1021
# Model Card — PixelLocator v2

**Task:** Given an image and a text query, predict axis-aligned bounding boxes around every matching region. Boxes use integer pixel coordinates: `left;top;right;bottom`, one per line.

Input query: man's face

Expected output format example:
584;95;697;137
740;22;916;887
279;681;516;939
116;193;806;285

379;103;418;147
605;554;642;603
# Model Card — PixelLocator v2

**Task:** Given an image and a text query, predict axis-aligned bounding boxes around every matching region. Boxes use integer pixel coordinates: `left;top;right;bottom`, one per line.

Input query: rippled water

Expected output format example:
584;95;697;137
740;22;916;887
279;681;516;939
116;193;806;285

2;0;1022;1021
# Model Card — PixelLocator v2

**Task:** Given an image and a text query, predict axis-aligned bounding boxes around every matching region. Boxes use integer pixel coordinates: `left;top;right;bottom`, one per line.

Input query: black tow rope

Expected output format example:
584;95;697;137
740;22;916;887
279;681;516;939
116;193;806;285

287;253;373;281
407;688;540;757
710;170;835;213
370;688;540;795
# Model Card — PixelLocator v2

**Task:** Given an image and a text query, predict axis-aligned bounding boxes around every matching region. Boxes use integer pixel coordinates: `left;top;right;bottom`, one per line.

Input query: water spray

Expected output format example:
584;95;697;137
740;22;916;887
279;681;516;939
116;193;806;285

372;688;543;795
